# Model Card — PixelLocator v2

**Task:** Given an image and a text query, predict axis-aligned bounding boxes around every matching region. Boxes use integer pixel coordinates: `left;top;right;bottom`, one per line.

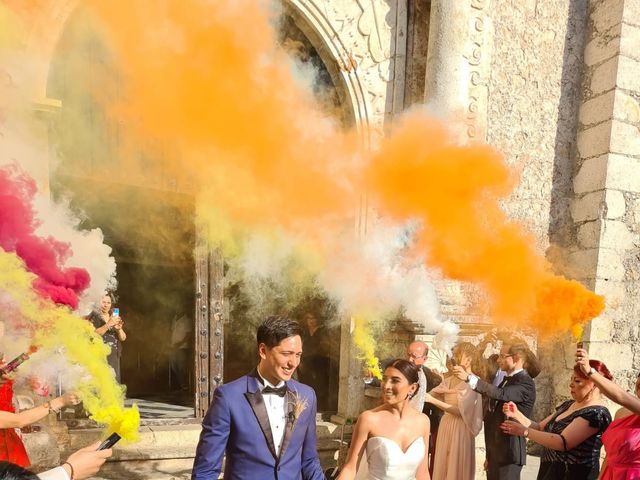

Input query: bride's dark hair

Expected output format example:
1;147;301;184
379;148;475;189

386;359;420;386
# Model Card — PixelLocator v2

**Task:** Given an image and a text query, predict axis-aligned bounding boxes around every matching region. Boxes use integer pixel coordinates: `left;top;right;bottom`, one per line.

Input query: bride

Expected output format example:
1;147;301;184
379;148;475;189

337;359;431;480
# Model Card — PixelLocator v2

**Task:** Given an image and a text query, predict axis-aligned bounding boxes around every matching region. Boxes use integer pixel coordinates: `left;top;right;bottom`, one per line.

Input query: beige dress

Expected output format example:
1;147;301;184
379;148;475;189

431;376;483;480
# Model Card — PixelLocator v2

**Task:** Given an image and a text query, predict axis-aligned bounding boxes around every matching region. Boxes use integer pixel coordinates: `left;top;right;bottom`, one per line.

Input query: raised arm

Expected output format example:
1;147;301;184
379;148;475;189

424;392;460;416
473;376;533;403
336;412;372;480
577;348;640;414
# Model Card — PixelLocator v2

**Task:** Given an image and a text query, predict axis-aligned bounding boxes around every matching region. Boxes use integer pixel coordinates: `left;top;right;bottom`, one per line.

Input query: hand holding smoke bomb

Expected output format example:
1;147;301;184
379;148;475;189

0;346;38;376
63;442;113;480
97;433;121;451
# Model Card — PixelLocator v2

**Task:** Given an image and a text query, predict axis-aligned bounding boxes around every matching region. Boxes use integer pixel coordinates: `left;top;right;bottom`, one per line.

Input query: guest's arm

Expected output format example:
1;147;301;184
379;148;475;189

577;348;640;414
424;392;460;416
467;373;533;404
502;401;554;431
0;393;78;428
113;318;127;342
501;416;598;452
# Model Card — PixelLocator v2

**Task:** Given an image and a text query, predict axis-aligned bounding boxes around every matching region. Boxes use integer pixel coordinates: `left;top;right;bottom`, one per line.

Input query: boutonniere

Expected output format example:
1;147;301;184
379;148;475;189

286;390;308;429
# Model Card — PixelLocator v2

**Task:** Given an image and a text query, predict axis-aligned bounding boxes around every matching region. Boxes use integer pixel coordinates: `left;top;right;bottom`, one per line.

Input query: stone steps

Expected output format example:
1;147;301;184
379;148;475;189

54;421;352;479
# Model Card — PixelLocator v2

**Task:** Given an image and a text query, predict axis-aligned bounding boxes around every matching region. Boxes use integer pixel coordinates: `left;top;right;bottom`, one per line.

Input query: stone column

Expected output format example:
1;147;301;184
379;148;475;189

424;0;492;141
572;0;640;386
424;1;471;115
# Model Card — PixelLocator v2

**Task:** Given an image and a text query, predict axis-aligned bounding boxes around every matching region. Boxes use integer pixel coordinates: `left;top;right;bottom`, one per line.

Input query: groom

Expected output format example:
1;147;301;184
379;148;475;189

191;315;325;479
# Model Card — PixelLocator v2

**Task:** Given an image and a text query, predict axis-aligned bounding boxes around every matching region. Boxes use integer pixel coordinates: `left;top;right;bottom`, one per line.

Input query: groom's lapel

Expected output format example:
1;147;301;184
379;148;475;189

278;387;297;461
245;372;278;460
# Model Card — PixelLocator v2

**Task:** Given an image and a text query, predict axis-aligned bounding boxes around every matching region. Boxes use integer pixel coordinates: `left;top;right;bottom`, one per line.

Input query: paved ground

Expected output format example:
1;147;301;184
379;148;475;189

522;455;541;479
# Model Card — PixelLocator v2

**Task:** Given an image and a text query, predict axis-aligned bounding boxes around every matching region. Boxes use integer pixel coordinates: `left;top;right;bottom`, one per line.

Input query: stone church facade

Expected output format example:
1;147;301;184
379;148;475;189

11;0;640;478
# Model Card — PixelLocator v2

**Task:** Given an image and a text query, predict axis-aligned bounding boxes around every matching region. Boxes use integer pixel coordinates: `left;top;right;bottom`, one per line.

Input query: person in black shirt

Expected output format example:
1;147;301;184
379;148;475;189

501;359;612;480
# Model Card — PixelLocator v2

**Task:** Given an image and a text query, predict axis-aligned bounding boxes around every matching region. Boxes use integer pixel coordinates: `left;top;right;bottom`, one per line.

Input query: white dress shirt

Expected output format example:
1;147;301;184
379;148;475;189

38;466;70;480
468;368;523;389
258;372;287;455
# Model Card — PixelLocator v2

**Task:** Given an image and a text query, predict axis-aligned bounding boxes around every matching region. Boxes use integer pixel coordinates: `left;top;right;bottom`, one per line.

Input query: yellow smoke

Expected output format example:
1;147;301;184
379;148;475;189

353;315;382;380
0;249;139;442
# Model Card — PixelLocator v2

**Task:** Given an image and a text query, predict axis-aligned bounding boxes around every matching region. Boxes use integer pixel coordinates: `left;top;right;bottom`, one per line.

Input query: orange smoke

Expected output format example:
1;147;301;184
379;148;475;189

82;0;359;233
5;0;603;339
366;114;604;336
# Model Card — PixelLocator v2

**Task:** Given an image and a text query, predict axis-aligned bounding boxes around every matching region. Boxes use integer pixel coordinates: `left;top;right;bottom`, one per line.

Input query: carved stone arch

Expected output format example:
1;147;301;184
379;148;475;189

25;0;79;100
282;0;372;147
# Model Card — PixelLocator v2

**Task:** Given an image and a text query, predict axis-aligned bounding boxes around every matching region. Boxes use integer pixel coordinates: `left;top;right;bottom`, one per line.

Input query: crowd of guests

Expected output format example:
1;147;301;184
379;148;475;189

2;303;640;479
339;332;640;480
0;293;125;479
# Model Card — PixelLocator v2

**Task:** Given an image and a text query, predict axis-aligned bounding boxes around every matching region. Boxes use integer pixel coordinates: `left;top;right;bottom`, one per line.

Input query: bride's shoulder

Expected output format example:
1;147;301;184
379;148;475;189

406;407;431;430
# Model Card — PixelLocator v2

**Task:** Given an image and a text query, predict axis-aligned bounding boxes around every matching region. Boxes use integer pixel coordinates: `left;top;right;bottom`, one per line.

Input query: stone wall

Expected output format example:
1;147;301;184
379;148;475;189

572;0;640;393
484;0;591;418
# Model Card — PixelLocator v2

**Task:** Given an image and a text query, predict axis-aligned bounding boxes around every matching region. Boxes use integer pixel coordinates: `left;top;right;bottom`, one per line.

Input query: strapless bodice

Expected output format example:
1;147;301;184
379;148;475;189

365;436;425;480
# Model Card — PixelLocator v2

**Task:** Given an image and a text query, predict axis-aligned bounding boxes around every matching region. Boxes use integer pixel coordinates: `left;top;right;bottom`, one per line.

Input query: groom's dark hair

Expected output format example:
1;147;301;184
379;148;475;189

257;315;304;349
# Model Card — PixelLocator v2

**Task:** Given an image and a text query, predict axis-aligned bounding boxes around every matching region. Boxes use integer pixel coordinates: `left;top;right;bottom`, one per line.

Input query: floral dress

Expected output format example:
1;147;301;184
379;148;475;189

0;380;30;467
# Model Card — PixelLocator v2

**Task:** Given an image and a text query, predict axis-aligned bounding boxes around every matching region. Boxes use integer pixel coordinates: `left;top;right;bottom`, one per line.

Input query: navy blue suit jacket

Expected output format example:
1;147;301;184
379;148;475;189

192;370;324;480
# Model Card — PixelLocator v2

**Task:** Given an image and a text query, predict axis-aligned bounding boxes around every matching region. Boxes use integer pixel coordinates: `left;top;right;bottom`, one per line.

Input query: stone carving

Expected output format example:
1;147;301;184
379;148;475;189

356;0;392;64
464;0;492;140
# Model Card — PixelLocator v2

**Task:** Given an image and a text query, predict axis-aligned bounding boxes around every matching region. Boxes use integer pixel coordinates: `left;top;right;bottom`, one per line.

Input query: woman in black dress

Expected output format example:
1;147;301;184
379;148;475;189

500;360;612;480
87;293;127;382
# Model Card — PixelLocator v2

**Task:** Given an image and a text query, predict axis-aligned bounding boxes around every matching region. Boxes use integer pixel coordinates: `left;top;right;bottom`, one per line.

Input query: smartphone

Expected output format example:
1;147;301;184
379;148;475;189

450;356;458;367
112;308;120;318
97;432;121;450
577;341;584;349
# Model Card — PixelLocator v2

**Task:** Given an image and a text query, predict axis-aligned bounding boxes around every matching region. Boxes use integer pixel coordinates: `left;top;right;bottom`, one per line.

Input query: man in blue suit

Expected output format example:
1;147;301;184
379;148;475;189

192;315;325;479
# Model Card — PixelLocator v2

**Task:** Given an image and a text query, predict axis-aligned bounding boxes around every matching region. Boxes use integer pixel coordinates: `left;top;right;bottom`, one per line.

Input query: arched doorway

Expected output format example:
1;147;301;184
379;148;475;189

46;2;357;418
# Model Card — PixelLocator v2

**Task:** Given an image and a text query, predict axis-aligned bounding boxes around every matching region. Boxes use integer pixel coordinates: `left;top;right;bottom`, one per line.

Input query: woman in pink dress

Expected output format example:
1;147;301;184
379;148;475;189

423;343;483;480
575;348;640;478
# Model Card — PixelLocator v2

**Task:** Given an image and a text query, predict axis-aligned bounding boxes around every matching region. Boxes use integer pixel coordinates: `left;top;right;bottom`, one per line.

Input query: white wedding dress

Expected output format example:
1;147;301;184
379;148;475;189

355;436;426;480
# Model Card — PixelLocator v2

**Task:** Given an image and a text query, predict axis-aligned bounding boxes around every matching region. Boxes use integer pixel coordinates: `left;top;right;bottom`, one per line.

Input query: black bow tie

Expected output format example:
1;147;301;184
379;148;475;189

262;385;287;397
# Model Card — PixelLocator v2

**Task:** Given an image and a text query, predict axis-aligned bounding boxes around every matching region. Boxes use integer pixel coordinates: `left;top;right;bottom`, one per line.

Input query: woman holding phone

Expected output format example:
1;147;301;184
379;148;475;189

87;294;127;382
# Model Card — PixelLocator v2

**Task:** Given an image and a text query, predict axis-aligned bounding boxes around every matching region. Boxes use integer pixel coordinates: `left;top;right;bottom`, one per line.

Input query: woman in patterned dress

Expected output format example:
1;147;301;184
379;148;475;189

501;360;612;480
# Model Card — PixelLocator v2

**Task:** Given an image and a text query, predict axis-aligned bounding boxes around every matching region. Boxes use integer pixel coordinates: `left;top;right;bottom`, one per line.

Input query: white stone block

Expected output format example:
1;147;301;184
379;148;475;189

580;90;615;126
617;55;640;91
611;120;640;156
605;154;640;191
578;218;635;251
571;190;606;222
574;155;608;194
590;56;619;95
613;90;640;124
586;315;615;342
589;342;633;372
584;28;621;67
592;0;624;34
577;221;601;249
620;22;640;61
594;278;626;307
600;219;635;249
577;122;612;159
605;189;627;218
596;248;626;281
623;0;640;26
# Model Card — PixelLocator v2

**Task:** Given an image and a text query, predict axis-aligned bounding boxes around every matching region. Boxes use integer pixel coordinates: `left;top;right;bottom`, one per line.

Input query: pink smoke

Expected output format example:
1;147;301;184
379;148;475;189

0;164;90;308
